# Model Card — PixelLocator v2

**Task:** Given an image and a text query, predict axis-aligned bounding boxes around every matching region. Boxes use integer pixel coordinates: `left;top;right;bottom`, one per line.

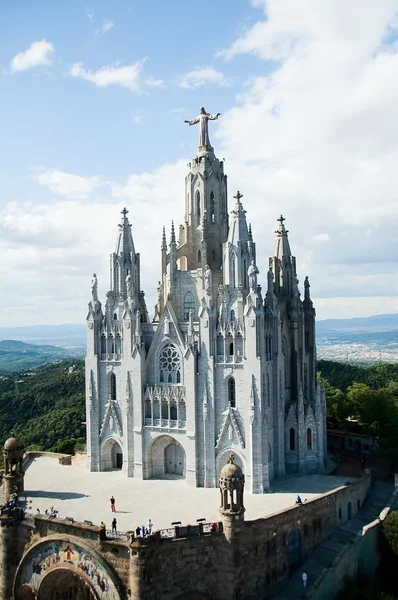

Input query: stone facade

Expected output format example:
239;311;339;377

4;472;371;600
85;135;327;492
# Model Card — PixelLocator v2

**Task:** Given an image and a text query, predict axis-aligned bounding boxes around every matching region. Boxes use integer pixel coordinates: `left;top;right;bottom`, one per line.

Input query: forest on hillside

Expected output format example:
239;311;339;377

318;360;398;464
0;358;398;462
0;359;85;453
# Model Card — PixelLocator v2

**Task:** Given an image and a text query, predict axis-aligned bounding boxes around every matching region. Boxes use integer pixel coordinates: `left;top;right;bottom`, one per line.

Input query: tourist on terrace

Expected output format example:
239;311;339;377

112;518;117;533
295;495;302;505
110;495;116;512
148;519;153;534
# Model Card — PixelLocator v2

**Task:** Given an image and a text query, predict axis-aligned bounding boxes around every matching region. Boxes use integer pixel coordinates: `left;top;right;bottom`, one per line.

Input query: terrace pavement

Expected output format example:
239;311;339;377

21;455;356;533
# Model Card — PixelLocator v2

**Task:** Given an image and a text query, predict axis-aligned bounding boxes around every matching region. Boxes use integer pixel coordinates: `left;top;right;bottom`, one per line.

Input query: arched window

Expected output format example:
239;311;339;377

170;405;177;420
114;312;118;320
110;373;116;400
289;428;295;451
212;249;215;262
307;428;312;451
159;344;181;384
210;191;215;223
183;291;195;321
114;262;120;294
198;250;201;263
101;336;106;356
145;400;151;419
196;191;201;225
229;342;234;355
228;378;236;407
230;310;235;322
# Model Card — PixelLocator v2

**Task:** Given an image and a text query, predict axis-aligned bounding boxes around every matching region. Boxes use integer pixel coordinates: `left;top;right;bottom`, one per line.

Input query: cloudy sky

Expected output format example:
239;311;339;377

1;0;398;326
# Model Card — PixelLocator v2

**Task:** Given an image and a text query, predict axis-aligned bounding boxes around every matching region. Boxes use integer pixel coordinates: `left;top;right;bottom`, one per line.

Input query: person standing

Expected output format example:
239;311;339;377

302;572;308;589
147;519;153;534
135;526;141;538
110;496;116;512
112;518;117;533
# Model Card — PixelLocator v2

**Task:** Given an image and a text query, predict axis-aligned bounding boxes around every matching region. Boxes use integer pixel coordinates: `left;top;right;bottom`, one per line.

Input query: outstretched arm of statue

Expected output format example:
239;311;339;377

184;116;200;125
207;113;221;120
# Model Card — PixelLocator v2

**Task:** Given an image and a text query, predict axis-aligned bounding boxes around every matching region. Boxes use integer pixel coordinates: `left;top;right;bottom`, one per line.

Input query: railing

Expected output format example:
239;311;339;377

158;521;222;539
145;418;186;429
105;529;130;541
217;355;243;364
100;353;121;361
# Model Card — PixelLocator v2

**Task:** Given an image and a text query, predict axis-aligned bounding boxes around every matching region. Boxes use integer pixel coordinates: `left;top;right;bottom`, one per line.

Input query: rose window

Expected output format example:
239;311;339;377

159;344;181;384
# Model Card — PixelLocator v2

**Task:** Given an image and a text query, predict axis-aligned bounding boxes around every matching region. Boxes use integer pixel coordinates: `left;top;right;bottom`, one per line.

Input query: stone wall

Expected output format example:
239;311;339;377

5;474;371;600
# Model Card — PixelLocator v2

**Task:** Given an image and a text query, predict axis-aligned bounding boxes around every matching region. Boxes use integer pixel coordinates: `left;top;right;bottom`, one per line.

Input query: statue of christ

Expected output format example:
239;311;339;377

184;107;221;148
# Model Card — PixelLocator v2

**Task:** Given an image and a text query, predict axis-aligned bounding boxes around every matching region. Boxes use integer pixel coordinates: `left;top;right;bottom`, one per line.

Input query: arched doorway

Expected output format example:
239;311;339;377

38;567;97;600
148;435;186;479
165;443;184;475
101;438;123;470
288;529;302;575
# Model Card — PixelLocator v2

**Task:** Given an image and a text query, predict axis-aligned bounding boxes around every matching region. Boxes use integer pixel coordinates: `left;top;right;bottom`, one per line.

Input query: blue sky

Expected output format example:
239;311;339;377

1;0;398;325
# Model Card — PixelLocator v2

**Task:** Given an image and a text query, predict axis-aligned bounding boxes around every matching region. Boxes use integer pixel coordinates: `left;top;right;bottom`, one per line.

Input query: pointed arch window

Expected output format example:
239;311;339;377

183;291;195;321
170;405;177;420
196;191;201;225
110;373;117;400
228;377;236;408
210;191;215;223
198;250;201;264
307;428;312;451
114;262;120;294
230;310;235;322
159;343;181;384
290;428;295;451
229;342;234;356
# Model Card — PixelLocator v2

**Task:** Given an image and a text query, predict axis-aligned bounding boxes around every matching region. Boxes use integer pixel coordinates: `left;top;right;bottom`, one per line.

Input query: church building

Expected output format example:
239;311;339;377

85;110;327;493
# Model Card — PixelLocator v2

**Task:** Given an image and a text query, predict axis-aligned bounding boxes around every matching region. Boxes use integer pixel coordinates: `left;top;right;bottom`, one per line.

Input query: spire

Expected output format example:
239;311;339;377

304;276;310;300
170;221;176;246
227;191;250;247
161;226;167;251
115;207;135;257
248;223;253;242
273;215;291;260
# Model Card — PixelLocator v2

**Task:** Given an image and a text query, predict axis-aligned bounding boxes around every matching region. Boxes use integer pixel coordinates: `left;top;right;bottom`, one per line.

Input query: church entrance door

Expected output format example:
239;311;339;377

111;441;123;469
165;443;184;476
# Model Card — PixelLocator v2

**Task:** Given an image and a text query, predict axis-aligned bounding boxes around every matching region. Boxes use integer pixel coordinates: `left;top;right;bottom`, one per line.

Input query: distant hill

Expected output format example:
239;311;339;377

0;324;85;350
1;314;398;365
0;339;83;372
316;313;398;362
317;313;398;332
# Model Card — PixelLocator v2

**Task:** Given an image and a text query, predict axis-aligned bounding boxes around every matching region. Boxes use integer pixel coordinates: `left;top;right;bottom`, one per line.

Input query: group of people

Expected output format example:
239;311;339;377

37;506;59;518
133;519;153;539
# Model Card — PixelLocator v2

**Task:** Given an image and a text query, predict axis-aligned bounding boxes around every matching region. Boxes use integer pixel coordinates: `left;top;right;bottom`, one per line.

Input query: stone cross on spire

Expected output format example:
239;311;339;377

234;190;243;202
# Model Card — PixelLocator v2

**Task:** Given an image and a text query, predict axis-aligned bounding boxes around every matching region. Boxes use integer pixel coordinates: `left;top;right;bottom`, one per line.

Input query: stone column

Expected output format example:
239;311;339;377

0;515;19;600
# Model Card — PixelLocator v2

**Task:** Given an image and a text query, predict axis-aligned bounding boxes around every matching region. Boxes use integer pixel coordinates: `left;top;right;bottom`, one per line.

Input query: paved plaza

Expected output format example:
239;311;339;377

21;455;356;533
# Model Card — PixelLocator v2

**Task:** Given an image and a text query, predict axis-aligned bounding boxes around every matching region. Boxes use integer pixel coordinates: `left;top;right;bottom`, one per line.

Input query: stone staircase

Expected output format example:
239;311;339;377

274;482;395;600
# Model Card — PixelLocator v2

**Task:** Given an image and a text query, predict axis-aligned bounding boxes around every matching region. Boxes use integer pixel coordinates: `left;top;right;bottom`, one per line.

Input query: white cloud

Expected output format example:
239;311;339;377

169;107;186;114
311;233;331;243
132;113;144;125
69;58;147;92
10;39;54;73
102;19;114;32
178;65;230;89
33;168;101;200
144;76;165;88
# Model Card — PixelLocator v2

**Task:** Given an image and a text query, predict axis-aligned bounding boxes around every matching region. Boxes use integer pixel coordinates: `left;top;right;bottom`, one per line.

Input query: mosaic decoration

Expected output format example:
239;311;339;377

16;539;121;600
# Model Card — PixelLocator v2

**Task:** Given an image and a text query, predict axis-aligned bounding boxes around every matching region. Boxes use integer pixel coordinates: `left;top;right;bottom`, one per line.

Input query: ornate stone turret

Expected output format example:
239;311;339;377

219;454;245;541
3;436;24;502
